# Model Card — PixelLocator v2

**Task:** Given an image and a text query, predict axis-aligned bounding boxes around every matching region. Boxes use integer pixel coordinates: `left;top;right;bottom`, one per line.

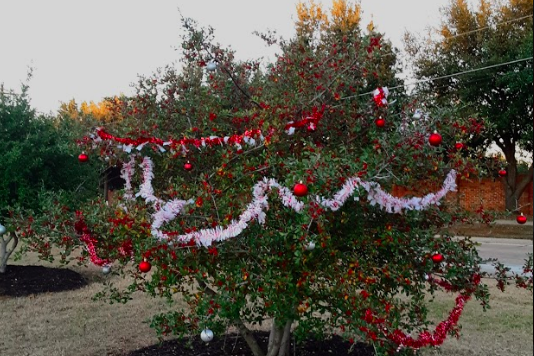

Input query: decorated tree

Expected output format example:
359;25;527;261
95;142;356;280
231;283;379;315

11;2;532;355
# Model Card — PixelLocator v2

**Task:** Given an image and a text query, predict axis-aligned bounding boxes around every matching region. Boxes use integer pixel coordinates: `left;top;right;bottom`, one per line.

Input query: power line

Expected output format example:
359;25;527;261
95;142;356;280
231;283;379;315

392;57;533;91
341;56;533;101
442;14;533;41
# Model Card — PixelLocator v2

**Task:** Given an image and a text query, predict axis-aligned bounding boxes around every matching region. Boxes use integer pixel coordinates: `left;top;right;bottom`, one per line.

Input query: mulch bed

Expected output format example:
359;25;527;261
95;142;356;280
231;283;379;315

126;331;375;356
0;264;87;297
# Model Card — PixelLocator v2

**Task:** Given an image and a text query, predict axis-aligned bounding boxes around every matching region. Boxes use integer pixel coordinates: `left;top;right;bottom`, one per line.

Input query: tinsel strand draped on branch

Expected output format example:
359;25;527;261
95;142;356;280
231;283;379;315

121;156;457;246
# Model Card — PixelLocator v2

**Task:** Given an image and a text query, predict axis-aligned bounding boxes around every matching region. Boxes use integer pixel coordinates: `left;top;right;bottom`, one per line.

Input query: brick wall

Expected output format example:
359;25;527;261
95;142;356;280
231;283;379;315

392;175;533;216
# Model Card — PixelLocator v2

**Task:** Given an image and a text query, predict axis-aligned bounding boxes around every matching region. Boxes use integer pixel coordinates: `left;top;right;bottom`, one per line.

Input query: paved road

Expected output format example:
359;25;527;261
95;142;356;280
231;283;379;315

469;237;533;275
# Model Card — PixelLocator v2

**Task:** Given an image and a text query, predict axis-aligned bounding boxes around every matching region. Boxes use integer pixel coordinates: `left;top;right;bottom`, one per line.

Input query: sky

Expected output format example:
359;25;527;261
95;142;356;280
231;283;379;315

1;0;467;115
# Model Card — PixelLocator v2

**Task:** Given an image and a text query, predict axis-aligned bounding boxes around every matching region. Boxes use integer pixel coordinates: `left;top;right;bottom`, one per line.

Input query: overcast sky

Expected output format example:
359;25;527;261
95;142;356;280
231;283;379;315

1;0;466;114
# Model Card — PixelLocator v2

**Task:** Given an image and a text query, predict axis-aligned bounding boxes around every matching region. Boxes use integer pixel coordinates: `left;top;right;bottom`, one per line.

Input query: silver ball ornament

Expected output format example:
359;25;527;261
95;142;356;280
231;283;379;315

305;241;315;251
201;328;214;342
0;224;6;235
102;265;111;275
206;61;217;72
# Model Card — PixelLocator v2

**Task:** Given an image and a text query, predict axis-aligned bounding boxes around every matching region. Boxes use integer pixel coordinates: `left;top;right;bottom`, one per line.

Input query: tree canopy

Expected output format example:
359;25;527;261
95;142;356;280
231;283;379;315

0;84;100;214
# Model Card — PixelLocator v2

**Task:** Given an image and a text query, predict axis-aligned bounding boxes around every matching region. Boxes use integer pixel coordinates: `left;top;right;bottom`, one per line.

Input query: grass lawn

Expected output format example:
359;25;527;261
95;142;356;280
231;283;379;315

1;250;532;356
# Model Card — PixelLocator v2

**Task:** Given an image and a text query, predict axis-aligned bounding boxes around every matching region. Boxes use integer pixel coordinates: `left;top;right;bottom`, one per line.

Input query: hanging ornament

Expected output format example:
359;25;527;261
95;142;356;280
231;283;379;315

206;61;217;72
305;241;316;251
516;213;527;225
412;109;422;119
498;169;507;177
293;182;308;197
201;329;214;342
0;224;6;235
429;131;442;147
78;152;89;163
139;259;151;273
184;161;193;171
454;142;464;150
431;253;444;264
102;265;111;275
375;117;386;128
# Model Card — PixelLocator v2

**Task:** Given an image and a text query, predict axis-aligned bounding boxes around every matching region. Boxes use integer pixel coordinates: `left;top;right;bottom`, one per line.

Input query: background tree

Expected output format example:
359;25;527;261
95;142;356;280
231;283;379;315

58;96;125;123
0;83;101;273
0;85;99;214
405;0;533;212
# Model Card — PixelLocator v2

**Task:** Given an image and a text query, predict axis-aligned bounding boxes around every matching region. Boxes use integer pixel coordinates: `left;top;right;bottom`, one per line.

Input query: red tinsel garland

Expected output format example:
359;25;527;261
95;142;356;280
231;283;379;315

360;274;481;350
90;104;329;151
284;105;325;133
96;127;269;150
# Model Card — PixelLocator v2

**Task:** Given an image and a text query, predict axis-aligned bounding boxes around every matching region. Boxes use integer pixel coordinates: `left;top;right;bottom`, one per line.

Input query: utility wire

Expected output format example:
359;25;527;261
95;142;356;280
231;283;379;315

441;14;533;41
341;56;533;101
390;57;533;91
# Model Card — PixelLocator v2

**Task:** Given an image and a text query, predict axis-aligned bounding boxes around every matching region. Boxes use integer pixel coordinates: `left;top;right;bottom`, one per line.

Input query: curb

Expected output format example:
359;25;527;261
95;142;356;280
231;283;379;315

479;263;532;277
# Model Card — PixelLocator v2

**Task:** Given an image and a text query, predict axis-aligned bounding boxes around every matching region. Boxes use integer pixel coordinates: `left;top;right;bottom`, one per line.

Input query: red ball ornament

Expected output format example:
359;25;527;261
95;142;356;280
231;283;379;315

516;214;527;225
429;132;442;147
431;253;444;264
375;117;386;128
78;152;89;163
184;161;193;171
498;169;507;177
293;182;308;197
454;142;464;150
139;260;151;273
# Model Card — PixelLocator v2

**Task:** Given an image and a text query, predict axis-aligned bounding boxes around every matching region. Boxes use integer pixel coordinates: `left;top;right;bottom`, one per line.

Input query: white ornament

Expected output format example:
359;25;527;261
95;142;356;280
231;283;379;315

413;109;422;119
102;265;111;275
305;241;316;251
0;224;6;235
206;61;217;72
201;329;214;342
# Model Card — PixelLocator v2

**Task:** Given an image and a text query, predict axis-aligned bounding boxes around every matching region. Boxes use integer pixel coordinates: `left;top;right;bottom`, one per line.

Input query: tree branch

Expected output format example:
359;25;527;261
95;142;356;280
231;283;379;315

196;279;266;356
277;320;292;356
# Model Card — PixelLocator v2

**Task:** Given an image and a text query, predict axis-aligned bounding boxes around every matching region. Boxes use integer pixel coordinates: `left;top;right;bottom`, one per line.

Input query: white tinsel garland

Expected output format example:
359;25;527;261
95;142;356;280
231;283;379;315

121;157;457;247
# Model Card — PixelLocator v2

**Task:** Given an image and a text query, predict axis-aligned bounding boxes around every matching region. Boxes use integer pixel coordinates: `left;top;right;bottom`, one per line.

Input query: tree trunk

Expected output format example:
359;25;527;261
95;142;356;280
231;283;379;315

499;141;533;212
234;319;267;356
266;319;293;356
196;279;296;356
196;279;267;356
277;320;292;356
0;232;18;274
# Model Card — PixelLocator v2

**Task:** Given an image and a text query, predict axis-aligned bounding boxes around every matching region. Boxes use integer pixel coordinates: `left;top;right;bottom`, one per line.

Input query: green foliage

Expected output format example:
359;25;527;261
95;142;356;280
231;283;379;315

0;84;101;215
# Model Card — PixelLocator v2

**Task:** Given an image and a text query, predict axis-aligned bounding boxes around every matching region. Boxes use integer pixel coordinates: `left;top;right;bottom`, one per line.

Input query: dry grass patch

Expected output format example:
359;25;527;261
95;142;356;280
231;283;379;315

446;223;533;239
424;281;533;356
1;253;532;356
